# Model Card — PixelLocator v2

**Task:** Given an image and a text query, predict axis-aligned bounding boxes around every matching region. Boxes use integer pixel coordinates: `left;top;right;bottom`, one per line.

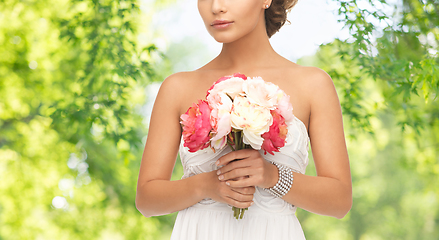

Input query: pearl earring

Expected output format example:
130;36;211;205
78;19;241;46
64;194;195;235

265;4;269;8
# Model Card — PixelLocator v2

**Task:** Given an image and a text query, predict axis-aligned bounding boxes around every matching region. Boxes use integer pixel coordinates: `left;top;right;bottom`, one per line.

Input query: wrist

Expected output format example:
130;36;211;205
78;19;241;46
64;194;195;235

194;171;215;199
264;162;294;198
262;162;279;189
190;173;207;200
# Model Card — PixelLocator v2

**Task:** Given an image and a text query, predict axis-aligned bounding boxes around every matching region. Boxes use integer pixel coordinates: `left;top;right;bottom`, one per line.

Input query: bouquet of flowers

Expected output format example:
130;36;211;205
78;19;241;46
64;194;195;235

180;73;295;219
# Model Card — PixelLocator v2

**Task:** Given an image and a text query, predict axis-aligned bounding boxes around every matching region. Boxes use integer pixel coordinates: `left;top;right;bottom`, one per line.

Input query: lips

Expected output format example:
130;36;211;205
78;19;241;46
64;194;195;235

211;19;234;26
211;19;234;29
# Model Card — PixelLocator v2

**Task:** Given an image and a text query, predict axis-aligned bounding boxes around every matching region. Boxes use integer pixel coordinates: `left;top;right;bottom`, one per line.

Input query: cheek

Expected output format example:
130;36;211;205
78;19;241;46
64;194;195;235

197;1;211;27
230;1;262;28
232;0;261;16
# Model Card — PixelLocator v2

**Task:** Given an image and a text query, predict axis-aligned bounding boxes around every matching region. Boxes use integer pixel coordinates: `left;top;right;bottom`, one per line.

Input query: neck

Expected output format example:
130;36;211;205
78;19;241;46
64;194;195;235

214;13;278;70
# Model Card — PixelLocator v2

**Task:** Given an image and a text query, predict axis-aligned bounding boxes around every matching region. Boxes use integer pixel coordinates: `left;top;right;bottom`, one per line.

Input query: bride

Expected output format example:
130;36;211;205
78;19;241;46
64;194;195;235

136;0;352;239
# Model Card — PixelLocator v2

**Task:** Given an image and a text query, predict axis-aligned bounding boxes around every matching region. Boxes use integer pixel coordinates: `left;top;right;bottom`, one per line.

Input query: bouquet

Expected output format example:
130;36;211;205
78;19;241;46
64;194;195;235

180;73;295;219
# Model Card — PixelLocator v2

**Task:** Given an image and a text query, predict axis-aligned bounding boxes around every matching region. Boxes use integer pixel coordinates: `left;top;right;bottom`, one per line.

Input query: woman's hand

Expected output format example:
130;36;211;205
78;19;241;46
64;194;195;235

203;171;255;209
215;149;279;189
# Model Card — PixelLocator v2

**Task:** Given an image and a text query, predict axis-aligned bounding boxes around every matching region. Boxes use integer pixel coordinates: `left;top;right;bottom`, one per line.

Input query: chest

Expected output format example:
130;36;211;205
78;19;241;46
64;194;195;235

178;73;310;133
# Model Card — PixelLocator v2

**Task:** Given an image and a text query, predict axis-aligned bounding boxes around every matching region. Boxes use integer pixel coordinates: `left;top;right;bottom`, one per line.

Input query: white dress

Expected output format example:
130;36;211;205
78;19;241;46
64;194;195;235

170;116;310;240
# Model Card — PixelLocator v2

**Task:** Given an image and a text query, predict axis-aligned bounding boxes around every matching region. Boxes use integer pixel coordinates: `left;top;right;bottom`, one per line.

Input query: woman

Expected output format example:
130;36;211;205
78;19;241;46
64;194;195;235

136;0;352;239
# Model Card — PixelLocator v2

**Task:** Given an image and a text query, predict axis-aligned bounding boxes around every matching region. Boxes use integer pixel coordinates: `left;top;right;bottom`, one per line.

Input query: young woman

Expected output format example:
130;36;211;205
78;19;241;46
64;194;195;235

136;0;352;239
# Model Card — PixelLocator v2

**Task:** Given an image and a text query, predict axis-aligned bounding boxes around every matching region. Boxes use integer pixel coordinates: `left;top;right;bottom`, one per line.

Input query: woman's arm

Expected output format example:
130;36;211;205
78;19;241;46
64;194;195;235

215;68;352;219
286;68;352;218
135;73;254;218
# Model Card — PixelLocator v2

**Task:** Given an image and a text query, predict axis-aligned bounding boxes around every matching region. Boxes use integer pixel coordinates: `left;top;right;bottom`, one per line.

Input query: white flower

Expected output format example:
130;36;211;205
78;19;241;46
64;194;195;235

242;77;280;109
230;96;272;149
208;77;245;100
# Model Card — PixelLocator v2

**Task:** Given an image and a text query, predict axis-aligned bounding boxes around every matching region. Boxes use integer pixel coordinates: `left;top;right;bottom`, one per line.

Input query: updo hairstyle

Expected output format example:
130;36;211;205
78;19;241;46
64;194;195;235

265;0;298;38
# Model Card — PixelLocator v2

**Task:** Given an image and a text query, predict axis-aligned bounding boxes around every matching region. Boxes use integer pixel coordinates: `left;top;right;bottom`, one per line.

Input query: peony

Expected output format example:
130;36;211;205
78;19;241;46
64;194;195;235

207;77;246;100
208;93;233;150
230;96;272;149
206;72;247;97
261;109;288;155
276;90;294;125
242;77;281;110
180;72;296;220
180;100;212;152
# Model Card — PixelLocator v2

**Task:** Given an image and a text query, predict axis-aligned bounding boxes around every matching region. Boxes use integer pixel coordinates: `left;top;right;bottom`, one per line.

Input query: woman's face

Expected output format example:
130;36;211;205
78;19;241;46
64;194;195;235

198;0;268;43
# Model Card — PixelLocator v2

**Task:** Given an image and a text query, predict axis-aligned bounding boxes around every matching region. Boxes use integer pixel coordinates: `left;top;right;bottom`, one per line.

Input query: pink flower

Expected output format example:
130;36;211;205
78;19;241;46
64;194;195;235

276;91;294;125
206;73;247;98
208;93;233;150
180;100;212;152
261;109;288;155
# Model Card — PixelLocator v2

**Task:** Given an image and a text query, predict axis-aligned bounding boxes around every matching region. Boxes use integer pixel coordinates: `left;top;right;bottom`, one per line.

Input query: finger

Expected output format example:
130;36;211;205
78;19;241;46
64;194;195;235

215;149;254;167
226;176;254;188
225;197;254;209
227;189;254;202
220;168;254;181
217;158;252;175
229;176;247;182
231;186;256;195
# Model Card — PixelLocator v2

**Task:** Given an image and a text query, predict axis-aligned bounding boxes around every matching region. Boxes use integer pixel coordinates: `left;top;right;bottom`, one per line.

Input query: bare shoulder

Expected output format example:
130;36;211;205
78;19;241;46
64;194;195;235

285;64;334;92
298;66;338;105
161;70;211;92
284;64;338;107
267;60;338;131
160;71;194;94
157;71;199;104
288;64;344;142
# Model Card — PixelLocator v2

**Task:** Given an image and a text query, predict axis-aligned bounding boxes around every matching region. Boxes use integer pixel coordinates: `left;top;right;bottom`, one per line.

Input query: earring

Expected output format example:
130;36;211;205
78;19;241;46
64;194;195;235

265;4;269;8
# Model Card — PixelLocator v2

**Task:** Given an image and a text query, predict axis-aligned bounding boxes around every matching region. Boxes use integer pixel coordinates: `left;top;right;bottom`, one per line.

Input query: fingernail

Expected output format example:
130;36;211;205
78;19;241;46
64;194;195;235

218;175;224;180
216;170;221;175
215;161;220;166
225;181;230;186
250;202;254;206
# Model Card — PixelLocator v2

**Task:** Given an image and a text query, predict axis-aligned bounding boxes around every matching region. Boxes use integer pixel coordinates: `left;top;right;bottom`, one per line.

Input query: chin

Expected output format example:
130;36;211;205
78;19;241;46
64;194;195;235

213;36;234;43
209;32;245;44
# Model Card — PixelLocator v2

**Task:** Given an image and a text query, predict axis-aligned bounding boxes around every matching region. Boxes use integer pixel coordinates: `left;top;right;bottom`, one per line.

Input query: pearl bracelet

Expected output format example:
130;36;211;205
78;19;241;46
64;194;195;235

264;162;294;198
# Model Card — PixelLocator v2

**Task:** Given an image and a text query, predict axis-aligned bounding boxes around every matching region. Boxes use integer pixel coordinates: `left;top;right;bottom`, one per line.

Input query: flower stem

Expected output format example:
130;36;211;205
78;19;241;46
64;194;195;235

230;131;250;220
234;131;239;150
226;140;235;151
239;208;247;219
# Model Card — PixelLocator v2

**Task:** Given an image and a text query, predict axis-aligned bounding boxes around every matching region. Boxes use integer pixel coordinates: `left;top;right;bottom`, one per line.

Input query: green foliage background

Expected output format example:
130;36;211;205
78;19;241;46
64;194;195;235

0;0;437;239
0;0;165;239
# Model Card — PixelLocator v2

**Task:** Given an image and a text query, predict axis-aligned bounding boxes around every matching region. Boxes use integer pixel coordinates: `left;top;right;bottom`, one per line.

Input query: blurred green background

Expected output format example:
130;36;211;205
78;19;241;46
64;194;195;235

0;0;438;239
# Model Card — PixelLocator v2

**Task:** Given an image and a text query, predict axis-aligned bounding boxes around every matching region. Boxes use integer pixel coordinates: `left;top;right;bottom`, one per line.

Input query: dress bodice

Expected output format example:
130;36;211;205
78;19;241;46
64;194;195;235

178;115;310;214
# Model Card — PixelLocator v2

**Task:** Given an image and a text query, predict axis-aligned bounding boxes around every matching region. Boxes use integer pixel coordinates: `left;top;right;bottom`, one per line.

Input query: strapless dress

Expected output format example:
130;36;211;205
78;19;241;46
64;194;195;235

170;116;310;240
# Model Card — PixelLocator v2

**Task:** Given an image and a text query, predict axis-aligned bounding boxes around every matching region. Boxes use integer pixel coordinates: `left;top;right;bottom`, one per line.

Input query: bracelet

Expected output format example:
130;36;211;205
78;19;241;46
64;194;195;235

263;162;294;198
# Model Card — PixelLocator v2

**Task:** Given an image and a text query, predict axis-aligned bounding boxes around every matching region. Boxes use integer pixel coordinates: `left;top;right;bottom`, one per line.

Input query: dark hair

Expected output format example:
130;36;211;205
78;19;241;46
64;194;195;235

265;0;298;38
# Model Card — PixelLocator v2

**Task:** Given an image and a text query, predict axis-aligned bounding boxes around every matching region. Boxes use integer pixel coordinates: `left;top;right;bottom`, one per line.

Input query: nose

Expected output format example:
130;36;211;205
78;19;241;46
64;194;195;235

211;0;227;14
